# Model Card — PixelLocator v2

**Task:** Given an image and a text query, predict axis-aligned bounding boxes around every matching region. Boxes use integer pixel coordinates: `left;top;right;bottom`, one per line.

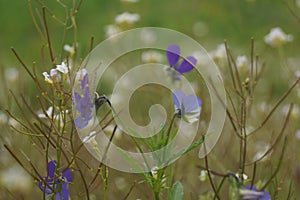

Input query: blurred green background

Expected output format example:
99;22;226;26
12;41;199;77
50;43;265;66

0;0;299;66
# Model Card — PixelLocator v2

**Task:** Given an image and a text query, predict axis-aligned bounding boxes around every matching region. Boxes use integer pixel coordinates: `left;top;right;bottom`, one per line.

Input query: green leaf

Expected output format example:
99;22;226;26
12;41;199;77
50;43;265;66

170;181;184;200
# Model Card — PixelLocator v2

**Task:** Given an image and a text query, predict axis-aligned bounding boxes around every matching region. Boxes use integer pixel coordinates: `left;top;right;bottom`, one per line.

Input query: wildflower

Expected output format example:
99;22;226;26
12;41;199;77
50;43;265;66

253;142;271;162
240;185;271;200
5;68;19;83
210;44;227;61
295;129;300;140
73;72;94;129
56;61;70;74
172;90;202;123
199;170;208;182
104;24;121;38
141;50;163;63
39;160;72;200
38;106;54;118
63;44;75;56
236;55;248;69
0;165;32;194
166;44;197;81
42;69;58;84
42;62;71;84
0;111;8;126
264;27;293;47
115;12;140;25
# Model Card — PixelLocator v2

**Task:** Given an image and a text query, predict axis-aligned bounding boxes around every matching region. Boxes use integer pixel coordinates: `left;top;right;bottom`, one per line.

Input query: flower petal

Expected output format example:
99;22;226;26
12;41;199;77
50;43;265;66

48;160;57;179
62;183;70;200
166;44;180;67
81;73;89;90
183;95;202;113
177;56;197;74
172;90;185;110
62;169;73;183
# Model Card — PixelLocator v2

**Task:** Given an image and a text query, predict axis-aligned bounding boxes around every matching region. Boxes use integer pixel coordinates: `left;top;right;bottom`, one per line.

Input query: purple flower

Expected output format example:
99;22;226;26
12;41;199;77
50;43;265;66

39;160;72;200
166;44;197;75
73;73;94;129
240;185;271;200
172;90;202;123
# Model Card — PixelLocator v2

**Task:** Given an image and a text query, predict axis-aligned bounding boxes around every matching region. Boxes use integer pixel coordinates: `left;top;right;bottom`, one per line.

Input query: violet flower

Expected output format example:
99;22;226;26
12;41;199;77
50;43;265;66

172;90;202;123
39;160;72;200
240;185;271;200
73;73;94;129
166;44;197;80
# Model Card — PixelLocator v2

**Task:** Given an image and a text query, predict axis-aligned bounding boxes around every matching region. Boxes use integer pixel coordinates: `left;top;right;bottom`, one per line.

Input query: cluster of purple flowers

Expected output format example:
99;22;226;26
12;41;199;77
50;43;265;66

39;160;72;200
166;44;202;123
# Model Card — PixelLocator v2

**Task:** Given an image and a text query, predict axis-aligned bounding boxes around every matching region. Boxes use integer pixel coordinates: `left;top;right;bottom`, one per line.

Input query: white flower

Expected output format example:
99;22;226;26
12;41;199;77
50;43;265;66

64;44;75;55
115;12;140;25
235;173;248;180
236;55;248;69
297;0;300;7
295;70;300;78
199;170;208;182
38;106;54;118
141;50;163;63
0;165;32;193
253;142;271;162
5;68;19;83
140;29;157;44
104;24;121;38
264;27;293;47
295;129;300;140
56;61;70;74
210;44;227;60
281;104;300;117
0;111;8;126
8;117;19;127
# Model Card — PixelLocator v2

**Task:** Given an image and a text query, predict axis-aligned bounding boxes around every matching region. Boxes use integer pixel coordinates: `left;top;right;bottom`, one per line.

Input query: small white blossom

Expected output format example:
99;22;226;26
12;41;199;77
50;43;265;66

0;111;8;126
115;12;140;25
253;142;271;162
235;173;248;180
5;68;19;83
38;106;54;118
281;104;300;118
295;70;300;78
295;129;300;140
64;44;75;55
297;0;300;7
236;55;248;69
140;29;157;44
210;44;227;60
264;27;293;47
104;24;121;38
0;165;32;193
8;117;19;127
141;50;163;63
56;61;70;74
199;170;208;182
